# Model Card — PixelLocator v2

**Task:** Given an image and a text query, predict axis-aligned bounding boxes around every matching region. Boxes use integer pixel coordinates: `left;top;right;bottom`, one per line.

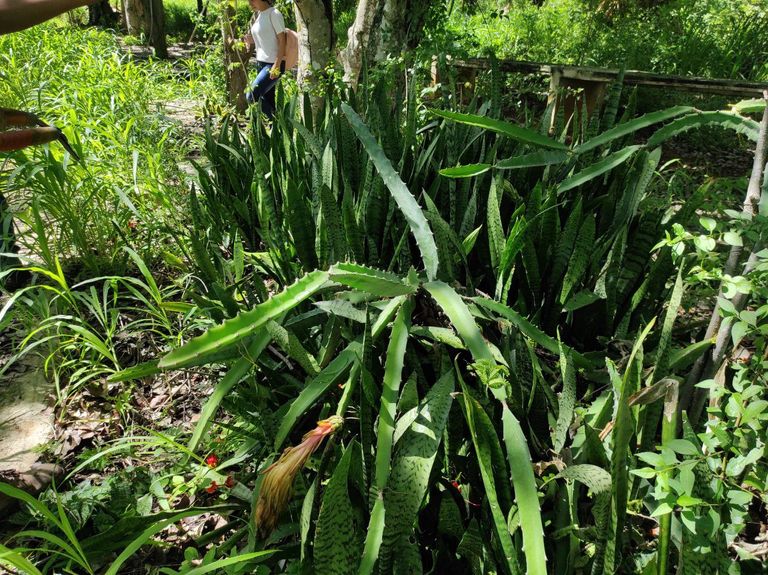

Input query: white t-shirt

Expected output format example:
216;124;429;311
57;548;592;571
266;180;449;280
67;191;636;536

250;7;286;63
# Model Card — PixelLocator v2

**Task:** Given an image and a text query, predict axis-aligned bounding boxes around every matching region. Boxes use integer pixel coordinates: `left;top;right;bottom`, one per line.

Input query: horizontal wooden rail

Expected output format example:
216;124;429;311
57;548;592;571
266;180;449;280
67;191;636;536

449;58;768;97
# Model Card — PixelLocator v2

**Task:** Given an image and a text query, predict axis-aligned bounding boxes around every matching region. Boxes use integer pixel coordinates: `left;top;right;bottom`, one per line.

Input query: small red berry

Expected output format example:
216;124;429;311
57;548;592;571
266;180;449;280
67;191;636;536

205;454;219;467
225;476;235;489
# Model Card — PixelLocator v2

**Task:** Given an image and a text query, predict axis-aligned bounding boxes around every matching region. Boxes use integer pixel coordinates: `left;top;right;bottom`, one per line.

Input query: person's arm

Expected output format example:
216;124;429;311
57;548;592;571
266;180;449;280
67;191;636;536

0;0;94;35
270;32;286;78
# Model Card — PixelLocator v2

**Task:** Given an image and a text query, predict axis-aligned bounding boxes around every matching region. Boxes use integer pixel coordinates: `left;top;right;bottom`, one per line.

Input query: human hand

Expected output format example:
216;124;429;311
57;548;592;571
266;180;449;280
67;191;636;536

269;66;280;79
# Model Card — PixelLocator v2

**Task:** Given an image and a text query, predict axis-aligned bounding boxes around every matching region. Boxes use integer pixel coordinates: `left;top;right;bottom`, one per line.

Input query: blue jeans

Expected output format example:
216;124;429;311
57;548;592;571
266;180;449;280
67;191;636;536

246;61;281;118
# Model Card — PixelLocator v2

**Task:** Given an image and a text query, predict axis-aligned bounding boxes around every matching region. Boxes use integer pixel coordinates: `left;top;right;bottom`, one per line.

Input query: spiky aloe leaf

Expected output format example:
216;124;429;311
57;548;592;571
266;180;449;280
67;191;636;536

647;111;760;146
188;332;272;453
496;150;570;169
342;104;439;281
329;262;416;297
373;299;413;490
379;371;455;572
275;342;361;449
159;271;329;370
358;494;385;575
732;98;766;114
424;282;498;391
557;146;642;194
314;443;362;574
440;163;492;178
431;109;568;150
108;360;160;383
502;404;547;575
460;384;520;575
576;106;695;153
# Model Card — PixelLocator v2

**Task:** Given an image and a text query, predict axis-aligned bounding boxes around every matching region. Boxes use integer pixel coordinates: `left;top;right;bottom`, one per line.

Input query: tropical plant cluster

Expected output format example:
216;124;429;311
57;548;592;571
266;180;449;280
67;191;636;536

0;9;767;575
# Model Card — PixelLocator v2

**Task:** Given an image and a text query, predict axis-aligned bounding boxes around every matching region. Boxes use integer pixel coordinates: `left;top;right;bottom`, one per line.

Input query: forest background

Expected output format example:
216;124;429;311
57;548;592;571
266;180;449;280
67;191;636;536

0;0;767;573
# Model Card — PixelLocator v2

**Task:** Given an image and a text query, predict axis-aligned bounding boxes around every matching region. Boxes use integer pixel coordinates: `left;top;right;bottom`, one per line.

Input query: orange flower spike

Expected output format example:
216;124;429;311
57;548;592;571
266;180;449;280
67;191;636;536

255;416;343;538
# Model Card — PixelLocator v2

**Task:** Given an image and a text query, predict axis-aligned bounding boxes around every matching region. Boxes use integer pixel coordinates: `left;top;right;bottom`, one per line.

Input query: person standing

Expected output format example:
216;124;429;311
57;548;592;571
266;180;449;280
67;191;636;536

243;0;287;119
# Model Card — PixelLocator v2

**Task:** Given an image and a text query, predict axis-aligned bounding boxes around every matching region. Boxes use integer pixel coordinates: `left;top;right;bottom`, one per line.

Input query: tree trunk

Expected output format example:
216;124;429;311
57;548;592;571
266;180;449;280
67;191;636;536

293;0;334;92
146;0;167;58
220;0;248;112
124;0;149;35
88;0;119;27
340;0;383;87
375;0;429;61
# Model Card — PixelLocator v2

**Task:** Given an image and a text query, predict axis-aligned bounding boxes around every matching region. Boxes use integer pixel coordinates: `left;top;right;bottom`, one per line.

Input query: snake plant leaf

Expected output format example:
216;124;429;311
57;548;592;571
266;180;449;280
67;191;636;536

575;106;695;153
342;104;439;281
329;262;416;296
275;342;361;449
557;145;642;194
314;443;362;574
472;297;591;368
379;370;455;572
159;270;329;370
431;108;568;150
502;404;547;575
439;163;493;178
461;385;521;575
647;111;760;147
553;343;576;454
496;150;569;169
189;331;272;453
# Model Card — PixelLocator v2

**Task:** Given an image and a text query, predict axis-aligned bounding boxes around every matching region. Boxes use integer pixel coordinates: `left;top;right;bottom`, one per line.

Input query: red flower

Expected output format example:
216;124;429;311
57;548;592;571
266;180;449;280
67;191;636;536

205;454;219;468
451;480;461;492
225;475;235;489
127;218;138;230
205;481;219;494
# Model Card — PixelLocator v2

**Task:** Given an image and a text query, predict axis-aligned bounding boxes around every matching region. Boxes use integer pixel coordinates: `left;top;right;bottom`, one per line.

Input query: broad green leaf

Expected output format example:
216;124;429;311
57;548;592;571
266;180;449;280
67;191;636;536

159;271;329;369
431;109;568;150
576;106;695;153
342;104;439;281
439;163;492;178
557;146;641;193
502;404;547;575
314;444;362;574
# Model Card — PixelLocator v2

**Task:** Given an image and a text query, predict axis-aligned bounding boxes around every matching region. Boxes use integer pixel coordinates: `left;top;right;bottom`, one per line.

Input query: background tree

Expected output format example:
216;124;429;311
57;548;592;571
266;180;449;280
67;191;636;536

220;0;247;111
87;0;118;26
293;0;334;90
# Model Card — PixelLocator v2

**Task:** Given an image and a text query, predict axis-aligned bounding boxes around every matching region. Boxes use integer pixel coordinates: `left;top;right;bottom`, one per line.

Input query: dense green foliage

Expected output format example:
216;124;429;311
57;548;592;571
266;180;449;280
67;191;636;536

0;3;767;574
